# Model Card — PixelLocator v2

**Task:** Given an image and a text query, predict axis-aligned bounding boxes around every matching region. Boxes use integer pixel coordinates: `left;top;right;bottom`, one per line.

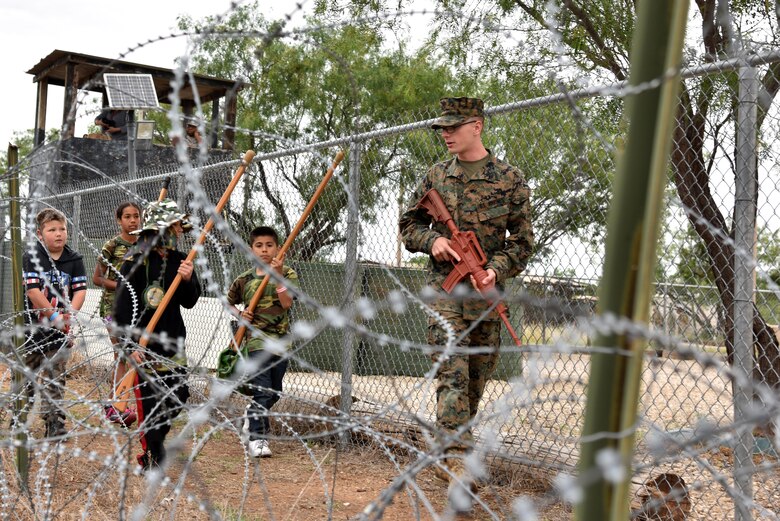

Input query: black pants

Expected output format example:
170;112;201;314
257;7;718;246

136;367;189;462
246;351;287;440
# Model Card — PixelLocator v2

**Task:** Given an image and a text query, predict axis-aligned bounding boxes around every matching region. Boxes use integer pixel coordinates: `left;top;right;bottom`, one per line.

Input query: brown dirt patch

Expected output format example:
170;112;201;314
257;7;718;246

1;367;570;520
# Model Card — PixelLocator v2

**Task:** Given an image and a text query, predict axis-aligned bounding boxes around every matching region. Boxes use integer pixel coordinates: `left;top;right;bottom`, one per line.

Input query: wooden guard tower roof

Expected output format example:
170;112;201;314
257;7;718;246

27;49;244;149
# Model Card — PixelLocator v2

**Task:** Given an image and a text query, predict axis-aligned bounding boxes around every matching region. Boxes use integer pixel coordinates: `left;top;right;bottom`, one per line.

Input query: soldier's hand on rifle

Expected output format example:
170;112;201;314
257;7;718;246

432;237;461;263
471;268;497;293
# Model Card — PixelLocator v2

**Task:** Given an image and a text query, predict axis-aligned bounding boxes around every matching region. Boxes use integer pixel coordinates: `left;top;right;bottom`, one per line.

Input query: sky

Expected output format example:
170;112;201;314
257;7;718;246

0;0;306;148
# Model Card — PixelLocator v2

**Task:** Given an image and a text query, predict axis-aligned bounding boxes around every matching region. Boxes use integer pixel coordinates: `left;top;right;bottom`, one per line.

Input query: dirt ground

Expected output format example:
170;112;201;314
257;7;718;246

7;350;779;520
1;368;571;521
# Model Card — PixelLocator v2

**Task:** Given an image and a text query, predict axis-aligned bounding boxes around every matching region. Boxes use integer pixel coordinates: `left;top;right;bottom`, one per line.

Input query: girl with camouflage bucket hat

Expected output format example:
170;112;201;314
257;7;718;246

113;198;201;471
132;198;192;247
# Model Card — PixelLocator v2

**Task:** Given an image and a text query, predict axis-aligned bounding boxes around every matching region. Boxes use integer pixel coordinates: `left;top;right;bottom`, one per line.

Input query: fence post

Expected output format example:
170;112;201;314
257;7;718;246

0;202;6;316
127;110;137;192
339;141;361;445
71;194;82;254
8;144;29;490
733;61;758;521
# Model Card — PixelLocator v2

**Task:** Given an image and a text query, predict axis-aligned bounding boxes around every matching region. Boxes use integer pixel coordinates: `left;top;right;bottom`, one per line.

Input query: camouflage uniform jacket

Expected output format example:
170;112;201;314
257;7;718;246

97;235;135;318
399;152;533;320
227;266;298;352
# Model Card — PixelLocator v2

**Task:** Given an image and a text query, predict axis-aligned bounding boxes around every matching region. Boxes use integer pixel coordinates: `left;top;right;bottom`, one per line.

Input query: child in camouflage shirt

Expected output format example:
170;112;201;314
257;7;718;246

227;226;297;458
93;202;141;425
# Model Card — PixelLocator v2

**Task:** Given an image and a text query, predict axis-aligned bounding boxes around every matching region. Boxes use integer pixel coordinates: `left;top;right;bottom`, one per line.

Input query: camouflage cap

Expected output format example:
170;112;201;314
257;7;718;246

132;198;192;235
430;97;485;129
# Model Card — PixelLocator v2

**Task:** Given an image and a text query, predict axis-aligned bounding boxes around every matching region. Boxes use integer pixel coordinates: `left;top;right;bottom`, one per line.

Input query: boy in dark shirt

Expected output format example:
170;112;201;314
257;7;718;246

113;199;200;471
21;208;87;438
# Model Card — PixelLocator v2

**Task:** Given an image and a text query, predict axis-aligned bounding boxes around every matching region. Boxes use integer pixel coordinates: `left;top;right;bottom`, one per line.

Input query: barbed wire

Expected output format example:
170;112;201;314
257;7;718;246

4;2;780;521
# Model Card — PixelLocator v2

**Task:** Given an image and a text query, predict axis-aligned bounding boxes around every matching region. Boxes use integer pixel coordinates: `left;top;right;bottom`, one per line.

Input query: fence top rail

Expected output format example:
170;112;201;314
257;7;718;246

25;157;242;204
242;47;780;156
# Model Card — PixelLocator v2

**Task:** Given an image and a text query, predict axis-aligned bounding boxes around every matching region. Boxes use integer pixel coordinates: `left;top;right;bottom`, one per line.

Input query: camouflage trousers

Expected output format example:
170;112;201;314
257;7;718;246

428;311;500;453
17;340;71;432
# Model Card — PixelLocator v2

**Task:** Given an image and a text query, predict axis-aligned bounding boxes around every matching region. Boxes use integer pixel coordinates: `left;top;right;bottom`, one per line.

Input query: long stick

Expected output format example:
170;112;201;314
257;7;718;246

114;151;256;411
231;150;345;350
112;174;173;410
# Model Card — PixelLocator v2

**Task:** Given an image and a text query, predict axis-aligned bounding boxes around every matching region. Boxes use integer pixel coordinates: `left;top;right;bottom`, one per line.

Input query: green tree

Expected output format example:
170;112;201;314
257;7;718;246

178;3;455;260
503;1;780;388
316;1;622;258
331;0;780;386
1;129;60;198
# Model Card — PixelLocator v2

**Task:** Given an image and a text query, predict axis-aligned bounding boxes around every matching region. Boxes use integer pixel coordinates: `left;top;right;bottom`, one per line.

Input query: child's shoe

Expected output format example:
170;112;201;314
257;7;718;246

105;405;121;422
248;439;272;458
120;407;137;427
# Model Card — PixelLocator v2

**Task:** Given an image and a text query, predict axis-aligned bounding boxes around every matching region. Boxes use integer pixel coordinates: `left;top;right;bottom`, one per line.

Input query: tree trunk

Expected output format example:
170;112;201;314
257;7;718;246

671;95;780;391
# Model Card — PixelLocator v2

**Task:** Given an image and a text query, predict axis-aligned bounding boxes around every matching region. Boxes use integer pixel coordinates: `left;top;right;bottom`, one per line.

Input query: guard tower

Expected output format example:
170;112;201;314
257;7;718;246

27;49;243;150
23;50;248;241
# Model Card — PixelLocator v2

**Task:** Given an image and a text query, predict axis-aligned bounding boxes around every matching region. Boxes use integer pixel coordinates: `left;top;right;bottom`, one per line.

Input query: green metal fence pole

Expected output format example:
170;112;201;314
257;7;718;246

8;143;29;491
575;1;688;520
614;1;689;517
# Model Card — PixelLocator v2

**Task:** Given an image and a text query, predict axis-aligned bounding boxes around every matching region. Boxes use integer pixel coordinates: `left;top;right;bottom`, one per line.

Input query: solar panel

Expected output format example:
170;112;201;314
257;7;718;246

104;74;160;110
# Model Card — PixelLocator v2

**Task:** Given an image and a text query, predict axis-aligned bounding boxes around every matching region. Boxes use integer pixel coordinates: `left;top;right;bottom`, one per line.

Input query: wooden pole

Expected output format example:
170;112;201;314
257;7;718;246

8;144;29;490
113;151;255;411
231;150;345;350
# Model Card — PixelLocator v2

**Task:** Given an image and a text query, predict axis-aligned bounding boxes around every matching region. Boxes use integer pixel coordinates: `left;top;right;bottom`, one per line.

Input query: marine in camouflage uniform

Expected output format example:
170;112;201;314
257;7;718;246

226;230;298;445
97;235;135;318
399;97;534;458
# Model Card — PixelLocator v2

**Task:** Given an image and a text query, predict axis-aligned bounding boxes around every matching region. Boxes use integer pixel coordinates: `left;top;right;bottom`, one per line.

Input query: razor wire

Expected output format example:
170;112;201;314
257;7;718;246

2;3;780;521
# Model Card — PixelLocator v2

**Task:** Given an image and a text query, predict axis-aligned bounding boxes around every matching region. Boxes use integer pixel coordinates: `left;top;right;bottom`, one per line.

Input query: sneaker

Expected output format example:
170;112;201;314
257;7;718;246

44;421;67;439
136;449;164;472
105;405;120;422
120;408;137;427
248;439;272;458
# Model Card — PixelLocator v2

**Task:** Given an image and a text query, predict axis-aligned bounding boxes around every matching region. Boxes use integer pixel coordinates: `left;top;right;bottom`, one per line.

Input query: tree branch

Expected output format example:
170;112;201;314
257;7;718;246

256;160;292;236
560;0;627;80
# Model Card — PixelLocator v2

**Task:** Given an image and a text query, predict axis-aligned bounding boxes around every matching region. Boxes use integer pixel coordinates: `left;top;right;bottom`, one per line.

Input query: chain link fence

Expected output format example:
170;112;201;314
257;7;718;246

4;48;780;520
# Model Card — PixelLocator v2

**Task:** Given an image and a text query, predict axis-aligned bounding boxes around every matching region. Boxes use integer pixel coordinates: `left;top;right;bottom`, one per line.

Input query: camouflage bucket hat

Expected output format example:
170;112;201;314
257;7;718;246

132;198;192;235
430;97;485;129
